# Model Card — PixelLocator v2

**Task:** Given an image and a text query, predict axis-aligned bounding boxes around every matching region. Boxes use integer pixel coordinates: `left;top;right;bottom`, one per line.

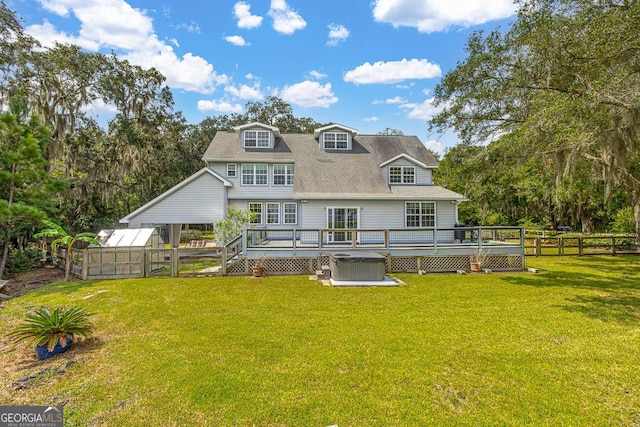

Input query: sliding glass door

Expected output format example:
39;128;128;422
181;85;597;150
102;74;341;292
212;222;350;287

327;207;359;242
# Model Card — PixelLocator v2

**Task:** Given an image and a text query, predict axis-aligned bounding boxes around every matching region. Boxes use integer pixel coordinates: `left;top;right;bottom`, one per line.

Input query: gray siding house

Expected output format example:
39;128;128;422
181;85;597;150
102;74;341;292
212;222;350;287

120;122;466;242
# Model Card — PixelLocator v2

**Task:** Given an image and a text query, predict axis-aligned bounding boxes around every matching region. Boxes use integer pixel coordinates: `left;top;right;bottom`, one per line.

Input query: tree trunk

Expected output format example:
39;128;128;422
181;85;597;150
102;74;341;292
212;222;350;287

634;201;640;246
0;233;10;279
65;248;72;281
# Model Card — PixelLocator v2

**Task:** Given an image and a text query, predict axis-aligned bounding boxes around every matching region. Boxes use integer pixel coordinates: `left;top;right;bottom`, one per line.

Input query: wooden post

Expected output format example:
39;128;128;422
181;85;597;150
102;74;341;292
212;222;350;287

82;249;88;280
171;248;178;277
578;236;584;256
535;236;542;257
611;236;616;256
221;246;227;276
559;237;563;255
140;248;146;278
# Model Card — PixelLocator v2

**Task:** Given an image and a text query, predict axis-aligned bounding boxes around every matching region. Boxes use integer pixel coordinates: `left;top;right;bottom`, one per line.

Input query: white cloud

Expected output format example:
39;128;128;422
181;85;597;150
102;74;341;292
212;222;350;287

225;83;263;100
307;70;327;80
279;81;338;108
234;2;263;29
197;99;244;113
373;96;407;105
344;58;441;84
27;0;227;94
424;139;444;155
268;0;306;35
400;97;443;120
224;35;251;46
26;20;100;50
364;116;379;122
372;0;517;33
81;98;119;115
176;21;202;35
327;24;349;46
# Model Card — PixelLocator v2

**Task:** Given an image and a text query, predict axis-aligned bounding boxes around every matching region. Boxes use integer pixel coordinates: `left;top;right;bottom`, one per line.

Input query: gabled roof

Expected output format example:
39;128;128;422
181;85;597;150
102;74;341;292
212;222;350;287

379;153;436;169
202;132;449;199
120;168;231;224
234;122;281;138
313;123;358;139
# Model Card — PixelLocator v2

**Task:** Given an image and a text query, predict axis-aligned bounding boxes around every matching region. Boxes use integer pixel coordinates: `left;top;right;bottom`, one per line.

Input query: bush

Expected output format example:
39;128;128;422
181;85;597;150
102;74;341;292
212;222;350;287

180;229;203;243
5;244;42;274
611;207;635;233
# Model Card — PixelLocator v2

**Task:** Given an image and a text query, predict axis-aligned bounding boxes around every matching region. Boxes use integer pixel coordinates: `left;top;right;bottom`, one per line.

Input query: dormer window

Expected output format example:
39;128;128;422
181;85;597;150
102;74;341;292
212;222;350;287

389;166;416;184
323;132;349;150
244;130;270;148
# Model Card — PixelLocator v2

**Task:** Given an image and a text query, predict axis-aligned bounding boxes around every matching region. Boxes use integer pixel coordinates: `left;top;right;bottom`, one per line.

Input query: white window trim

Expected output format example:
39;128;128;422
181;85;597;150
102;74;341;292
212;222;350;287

241;164;269;186
389;166;416;184
226;163;237;178
249;202;264;225
405;201;436;228
283;202;298;225
266;202;281;225
273;164;294;186
322;132;349;150
243;130;271;148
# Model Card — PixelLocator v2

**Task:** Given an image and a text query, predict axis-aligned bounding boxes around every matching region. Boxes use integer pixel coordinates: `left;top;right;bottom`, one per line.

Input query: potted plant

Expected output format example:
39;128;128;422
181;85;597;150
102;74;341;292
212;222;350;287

252;255;267;277
9;306;94;359
470;246;488;273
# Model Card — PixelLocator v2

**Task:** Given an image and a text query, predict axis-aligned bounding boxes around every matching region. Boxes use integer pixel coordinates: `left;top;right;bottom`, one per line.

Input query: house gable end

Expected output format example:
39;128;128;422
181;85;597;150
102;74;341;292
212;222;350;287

120;168;231;224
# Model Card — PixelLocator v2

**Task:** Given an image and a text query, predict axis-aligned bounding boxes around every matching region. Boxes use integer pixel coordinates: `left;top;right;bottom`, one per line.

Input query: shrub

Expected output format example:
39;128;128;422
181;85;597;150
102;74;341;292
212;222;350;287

180;229;203;242
611;207;635;233
5;244;42;274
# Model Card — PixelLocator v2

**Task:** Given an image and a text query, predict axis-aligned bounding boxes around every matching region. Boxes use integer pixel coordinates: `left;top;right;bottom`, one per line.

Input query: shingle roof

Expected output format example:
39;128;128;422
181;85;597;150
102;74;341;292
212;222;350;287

202;132;465;200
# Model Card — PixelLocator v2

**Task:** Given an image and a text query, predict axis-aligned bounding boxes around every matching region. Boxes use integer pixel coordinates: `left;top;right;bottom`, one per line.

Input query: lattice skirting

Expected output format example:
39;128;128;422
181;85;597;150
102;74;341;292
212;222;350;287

225;254;525;275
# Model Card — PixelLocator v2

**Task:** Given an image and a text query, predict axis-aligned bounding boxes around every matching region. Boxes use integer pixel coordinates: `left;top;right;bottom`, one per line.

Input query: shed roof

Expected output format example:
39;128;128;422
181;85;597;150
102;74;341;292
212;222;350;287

95;228;160;247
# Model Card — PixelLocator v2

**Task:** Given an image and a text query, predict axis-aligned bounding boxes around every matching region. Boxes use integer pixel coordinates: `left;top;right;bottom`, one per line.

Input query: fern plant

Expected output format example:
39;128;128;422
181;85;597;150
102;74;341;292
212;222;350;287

10;306;94;351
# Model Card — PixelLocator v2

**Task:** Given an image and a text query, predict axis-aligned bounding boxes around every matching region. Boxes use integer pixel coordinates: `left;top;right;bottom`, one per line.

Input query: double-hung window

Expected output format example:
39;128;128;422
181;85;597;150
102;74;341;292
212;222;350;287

266;203;280;224
241;164;268;186
273;164;294;186
244;130;270;148
323;132;349;150
249;202;263;225
405;202;435;228
390;166;416;184
226;163;237;178
283;202;297;225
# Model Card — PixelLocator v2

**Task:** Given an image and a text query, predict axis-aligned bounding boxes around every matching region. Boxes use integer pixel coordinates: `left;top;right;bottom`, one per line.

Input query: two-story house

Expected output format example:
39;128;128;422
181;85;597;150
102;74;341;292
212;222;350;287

120;122;466;243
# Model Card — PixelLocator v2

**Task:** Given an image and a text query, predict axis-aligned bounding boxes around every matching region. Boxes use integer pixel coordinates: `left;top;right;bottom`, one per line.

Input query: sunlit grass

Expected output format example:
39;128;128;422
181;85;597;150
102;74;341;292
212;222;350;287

1;255;639;426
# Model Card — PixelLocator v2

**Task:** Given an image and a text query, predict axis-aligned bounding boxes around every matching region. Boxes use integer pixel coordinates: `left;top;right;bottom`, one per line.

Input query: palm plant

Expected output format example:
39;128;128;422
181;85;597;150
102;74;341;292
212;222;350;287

10;306;94;357
35;220;100;281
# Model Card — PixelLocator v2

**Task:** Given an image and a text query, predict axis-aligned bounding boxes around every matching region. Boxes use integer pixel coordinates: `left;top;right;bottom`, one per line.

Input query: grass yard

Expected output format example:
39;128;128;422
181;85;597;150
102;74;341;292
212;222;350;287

1;256;639;426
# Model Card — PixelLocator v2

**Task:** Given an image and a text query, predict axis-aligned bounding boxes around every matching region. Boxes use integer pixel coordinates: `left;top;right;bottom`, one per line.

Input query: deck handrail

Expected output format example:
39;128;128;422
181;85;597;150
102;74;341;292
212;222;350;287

243;226;525;252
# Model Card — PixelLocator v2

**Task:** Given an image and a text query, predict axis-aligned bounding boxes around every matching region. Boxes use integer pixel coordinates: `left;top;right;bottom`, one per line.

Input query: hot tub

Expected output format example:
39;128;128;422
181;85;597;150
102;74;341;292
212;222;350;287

329;252;386;281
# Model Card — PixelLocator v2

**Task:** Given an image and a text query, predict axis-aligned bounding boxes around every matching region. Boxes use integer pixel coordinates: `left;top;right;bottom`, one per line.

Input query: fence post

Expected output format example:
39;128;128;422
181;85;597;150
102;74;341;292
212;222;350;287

171;248;179;277
535;236;541;256
140;248;146;278
611;236;616;256
578;236;584;256
82;249;88;280
559;237;563;255
221;246;227;276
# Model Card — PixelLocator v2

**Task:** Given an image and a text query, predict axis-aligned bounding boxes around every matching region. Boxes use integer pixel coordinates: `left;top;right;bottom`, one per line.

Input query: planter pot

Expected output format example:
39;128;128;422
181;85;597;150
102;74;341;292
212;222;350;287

35;335;73;360
470;261;481;273
252;265;264;277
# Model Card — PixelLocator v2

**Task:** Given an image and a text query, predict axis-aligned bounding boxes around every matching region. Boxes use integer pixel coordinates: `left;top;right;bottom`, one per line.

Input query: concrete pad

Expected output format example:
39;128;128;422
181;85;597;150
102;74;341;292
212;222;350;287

329;276;399;287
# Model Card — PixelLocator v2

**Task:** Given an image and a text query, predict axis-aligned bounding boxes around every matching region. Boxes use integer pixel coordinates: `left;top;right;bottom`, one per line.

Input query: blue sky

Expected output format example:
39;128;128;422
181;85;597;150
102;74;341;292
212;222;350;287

9;0;516;154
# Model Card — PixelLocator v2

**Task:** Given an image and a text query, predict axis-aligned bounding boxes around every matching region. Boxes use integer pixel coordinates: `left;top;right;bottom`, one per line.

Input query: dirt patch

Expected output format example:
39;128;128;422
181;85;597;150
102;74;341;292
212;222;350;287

2;267;66;296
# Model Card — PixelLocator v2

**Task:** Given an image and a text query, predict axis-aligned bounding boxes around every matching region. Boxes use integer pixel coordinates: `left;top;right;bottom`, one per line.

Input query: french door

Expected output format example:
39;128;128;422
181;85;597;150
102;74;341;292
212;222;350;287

327;207;359;242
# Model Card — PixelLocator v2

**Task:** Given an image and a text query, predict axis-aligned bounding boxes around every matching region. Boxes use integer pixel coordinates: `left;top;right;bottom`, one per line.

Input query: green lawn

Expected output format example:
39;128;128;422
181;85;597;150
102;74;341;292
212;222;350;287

1;256;639;426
